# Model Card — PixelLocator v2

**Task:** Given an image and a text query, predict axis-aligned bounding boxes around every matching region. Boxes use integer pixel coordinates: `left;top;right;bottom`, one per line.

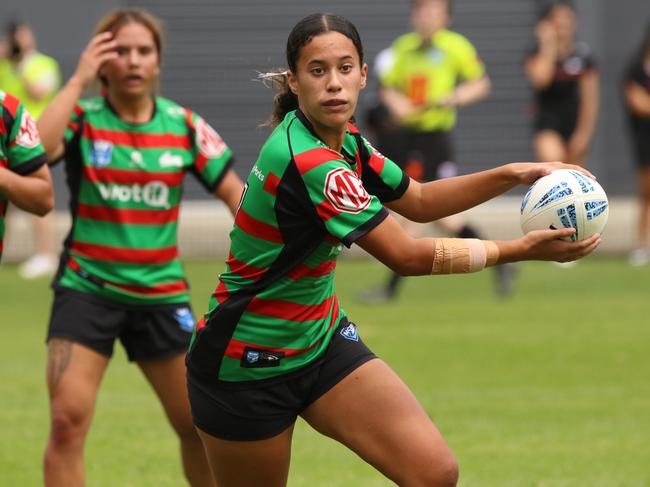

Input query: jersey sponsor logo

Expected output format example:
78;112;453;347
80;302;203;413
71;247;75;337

340;322;359;342
97;180;171;209
241;347;284;368
427;47;444;64
174;307;195;333
159;151;184;168
195;117;227;158
16;110;41;149
91;140;113;168
324;167;371;214
252;165;265;182
563;56;585;76
129;150;145;169
165;106;185;118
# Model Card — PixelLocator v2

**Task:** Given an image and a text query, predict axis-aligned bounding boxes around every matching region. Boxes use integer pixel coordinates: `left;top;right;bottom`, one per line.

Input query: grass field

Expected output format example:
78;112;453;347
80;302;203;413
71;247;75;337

1;257;649;486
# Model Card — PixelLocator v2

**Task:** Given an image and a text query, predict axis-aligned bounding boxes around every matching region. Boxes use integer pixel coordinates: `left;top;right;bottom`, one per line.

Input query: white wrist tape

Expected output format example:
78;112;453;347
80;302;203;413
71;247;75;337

431;238;500;274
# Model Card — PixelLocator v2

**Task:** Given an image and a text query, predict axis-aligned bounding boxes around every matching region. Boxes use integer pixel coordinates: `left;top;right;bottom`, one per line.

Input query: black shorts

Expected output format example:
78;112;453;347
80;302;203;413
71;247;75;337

47;288;195;361
378;128;455;182
535;106;578;141
187;318;376;441
629;116;650;168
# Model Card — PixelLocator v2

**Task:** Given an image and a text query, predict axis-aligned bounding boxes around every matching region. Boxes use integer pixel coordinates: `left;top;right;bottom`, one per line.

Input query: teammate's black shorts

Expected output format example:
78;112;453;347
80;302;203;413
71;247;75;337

187;318;376;441
629;117;650;168
378;128;455;182
535;105;578;141
47;287;195;361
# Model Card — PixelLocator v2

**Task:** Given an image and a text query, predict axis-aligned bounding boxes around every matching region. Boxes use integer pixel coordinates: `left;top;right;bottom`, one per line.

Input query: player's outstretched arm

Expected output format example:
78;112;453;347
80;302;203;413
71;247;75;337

386;161;594;223
37;33;118;161
357;214;600;277
0;164;53;216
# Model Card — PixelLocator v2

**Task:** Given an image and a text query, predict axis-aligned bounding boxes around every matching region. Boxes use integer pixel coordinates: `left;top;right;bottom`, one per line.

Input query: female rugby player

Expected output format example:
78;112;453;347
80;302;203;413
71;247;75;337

186;13;600;487
37;8;242;486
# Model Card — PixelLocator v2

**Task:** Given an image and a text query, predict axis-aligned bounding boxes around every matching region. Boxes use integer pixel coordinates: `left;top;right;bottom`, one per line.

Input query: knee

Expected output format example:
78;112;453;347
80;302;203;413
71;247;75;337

410;452;459;487
49;406;89;449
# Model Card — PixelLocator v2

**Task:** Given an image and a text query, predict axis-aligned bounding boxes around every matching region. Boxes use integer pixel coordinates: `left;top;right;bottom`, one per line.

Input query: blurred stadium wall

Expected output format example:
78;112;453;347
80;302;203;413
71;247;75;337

2;0;649;260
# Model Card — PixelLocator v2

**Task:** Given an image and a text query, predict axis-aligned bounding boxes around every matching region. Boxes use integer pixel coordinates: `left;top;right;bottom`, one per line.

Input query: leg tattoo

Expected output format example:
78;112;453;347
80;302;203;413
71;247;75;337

48;339;73;389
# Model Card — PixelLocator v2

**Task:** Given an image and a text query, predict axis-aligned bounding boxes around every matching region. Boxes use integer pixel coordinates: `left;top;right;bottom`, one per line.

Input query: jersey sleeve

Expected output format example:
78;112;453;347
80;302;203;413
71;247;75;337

187;111;234;192
4;97;47;175
358;136;409;203
296;151;389;248
453;35;486;81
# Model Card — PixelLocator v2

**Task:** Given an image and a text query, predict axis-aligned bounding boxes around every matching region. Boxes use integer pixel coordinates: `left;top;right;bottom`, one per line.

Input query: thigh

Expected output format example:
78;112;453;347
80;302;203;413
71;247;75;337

121;304;194;362
138;353;193;433
197;424;294;487
301;359;456;486
534;130;567;162
47;338;109;425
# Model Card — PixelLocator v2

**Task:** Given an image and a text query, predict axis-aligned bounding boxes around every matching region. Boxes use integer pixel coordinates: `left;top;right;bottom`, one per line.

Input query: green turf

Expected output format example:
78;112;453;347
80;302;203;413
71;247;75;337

1;257;649;486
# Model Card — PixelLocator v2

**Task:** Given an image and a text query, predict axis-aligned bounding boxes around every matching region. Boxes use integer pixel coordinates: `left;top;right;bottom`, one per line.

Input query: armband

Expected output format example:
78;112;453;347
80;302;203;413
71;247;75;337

431;238;500;274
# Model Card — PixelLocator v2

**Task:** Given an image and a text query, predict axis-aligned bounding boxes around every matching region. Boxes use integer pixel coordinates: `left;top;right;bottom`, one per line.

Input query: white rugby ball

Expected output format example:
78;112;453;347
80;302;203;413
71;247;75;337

520;169;608;241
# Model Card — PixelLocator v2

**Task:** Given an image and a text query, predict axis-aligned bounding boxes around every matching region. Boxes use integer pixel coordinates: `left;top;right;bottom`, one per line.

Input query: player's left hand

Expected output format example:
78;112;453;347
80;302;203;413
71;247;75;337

507;162;595;186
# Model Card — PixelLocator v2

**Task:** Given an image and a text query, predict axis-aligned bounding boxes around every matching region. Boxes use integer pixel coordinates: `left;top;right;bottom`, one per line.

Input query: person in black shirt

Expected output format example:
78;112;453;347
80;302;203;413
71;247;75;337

525;0;599;166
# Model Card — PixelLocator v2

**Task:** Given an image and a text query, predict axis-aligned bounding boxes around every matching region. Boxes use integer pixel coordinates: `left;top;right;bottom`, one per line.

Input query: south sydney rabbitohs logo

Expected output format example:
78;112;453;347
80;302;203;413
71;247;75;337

324;167;371;214
196;117;227;158
16;111;41;149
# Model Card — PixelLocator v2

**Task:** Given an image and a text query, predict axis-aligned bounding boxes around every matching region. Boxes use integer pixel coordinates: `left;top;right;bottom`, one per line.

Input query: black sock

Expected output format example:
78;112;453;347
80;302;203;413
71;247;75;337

386;272;401;295
457;225;482;240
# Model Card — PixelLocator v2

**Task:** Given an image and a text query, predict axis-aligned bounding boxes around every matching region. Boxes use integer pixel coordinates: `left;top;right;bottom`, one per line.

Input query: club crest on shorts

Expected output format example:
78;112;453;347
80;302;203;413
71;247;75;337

174;307;195;333
340;323;359;342
245;350;260;364
91;140;113;168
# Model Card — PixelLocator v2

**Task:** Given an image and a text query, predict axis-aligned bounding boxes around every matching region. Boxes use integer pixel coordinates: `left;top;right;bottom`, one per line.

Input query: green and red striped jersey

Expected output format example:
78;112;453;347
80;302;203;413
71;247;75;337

0;91;48;260
187;109;409;383
53;96;233;304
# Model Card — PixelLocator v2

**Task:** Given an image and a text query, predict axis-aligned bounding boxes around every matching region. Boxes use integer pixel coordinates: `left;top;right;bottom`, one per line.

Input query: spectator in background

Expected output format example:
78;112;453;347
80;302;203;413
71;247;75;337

524;1;599;166
624;22;650;267
0;21;60;278
361;0;514;302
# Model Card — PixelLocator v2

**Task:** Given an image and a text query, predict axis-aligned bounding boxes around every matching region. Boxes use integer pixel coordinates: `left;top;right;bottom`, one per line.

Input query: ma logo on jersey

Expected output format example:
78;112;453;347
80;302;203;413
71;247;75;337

196;118;226;158
324;167;371;214
16;111;41;149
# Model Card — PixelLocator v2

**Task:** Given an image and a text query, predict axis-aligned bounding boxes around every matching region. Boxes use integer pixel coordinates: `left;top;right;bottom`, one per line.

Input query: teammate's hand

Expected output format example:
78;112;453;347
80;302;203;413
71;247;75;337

535;21;557;50
519;228;601;263
506;162;595;186
70;33;118;90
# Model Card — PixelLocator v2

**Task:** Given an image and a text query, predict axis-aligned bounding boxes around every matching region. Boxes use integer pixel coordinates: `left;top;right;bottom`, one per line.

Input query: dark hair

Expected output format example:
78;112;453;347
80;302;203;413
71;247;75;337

537;0;576;22
6;20;25;60
267;13;364;126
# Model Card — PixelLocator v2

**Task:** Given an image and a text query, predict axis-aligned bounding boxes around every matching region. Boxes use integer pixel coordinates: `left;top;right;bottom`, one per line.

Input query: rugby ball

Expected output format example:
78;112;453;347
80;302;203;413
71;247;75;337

520;169;608;241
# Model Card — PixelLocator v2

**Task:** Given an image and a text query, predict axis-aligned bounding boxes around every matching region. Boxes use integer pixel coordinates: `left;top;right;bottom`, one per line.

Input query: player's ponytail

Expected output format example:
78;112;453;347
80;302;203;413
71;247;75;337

259;71;297;127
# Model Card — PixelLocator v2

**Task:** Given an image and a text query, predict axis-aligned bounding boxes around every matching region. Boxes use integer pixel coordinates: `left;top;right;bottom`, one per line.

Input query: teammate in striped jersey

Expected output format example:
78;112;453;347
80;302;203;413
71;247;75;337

187;13;600;486
37;9;242;486
0;91;53;260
